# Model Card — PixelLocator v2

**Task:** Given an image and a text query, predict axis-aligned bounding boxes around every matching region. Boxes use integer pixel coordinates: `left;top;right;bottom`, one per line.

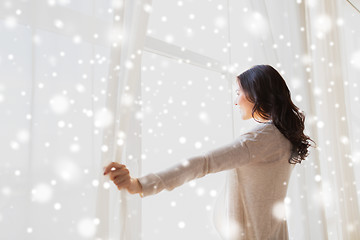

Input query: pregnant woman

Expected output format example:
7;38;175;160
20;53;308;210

103;64;315;240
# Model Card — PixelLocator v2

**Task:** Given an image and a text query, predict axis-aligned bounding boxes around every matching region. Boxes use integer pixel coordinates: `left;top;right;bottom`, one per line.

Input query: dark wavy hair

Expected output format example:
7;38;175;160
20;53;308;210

237;64;315;164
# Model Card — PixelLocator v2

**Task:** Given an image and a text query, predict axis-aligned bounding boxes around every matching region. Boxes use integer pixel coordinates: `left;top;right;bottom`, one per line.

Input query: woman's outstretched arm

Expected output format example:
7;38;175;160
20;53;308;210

137;135;252;198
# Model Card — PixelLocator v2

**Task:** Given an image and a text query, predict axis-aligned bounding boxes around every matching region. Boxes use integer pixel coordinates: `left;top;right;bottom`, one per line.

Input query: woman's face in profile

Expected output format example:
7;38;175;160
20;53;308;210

234;81;254;120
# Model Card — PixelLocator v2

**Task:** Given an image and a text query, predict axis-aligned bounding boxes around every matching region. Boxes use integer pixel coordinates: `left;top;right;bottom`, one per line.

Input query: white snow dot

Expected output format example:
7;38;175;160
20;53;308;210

314;14;332;36
340;136;349;145
315;175;321;182
121;93;134;106
49;95;69;114
307;0;318;8
317;121;324;128
5;16;17;29
196;187;205;196
31;183;53;203
57;121;65;128
76;84;85;93
350;50;360;69
54;202;61;210
182;160;190;167
70;143;80;152
179;137;186;144
17;129;30;143
94;218;100;225
188;180;196;187
165;34;174;43
72;35;81;44
77;218;96;238
272;201;286;220
92;179;99;187
295;95;302;102
347;223;355;232
336;18;344;26
178;221;186;229
214;16;226;28
94;108;114;128
103;182;110;189
101;145;108;152
210;190;217;197
10;141;19;150
54;159;81;182
54;19;64;28
117;139;124;146
33;35;42;45
27;227;33;233
2;187;11;196
194;141;202;149
125;60;133;69
143;4;152;13
199;112;210;124
243;11;269;37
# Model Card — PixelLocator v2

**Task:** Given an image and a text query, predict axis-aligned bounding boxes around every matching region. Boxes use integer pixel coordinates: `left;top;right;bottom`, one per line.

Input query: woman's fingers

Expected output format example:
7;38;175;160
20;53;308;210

114;176;131;190
109;168;129;181
103;162;125;175
103;162;132;190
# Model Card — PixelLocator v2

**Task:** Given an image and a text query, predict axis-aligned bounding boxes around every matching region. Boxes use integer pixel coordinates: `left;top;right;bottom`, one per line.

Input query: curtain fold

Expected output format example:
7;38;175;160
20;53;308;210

304;0;360;239
268;0;360;239
95;0;152;239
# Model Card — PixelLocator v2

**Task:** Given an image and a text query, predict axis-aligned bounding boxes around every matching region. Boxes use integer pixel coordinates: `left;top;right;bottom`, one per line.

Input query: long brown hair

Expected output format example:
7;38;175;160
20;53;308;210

237;64;315;164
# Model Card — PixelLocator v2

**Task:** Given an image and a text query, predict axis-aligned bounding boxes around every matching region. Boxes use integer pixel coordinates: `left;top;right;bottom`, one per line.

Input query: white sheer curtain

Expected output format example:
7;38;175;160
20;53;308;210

95;0;151;239
0;0;151;239
229;0;360;239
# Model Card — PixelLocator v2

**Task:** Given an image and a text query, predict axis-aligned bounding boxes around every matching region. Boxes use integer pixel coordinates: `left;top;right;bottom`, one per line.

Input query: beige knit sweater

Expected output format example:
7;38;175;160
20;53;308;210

137;121;295;240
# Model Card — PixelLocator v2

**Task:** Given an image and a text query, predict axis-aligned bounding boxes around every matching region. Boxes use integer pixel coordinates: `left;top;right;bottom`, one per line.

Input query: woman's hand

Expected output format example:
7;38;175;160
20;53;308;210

103;162;142;195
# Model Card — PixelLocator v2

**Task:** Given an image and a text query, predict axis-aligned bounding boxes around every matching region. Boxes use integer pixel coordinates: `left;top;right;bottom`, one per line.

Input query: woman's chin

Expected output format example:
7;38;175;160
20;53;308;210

239;113;249;120
240;113;251;120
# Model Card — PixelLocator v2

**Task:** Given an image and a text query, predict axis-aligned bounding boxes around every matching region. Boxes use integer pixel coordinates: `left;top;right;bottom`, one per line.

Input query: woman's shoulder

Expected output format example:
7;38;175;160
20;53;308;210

240;121;292;156
241;121;277;140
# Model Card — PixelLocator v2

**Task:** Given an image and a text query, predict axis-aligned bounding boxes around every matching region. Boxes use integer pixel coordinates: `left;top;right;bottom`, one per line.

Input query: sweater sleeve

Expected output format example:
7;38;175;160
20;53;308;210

137;136;251;198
